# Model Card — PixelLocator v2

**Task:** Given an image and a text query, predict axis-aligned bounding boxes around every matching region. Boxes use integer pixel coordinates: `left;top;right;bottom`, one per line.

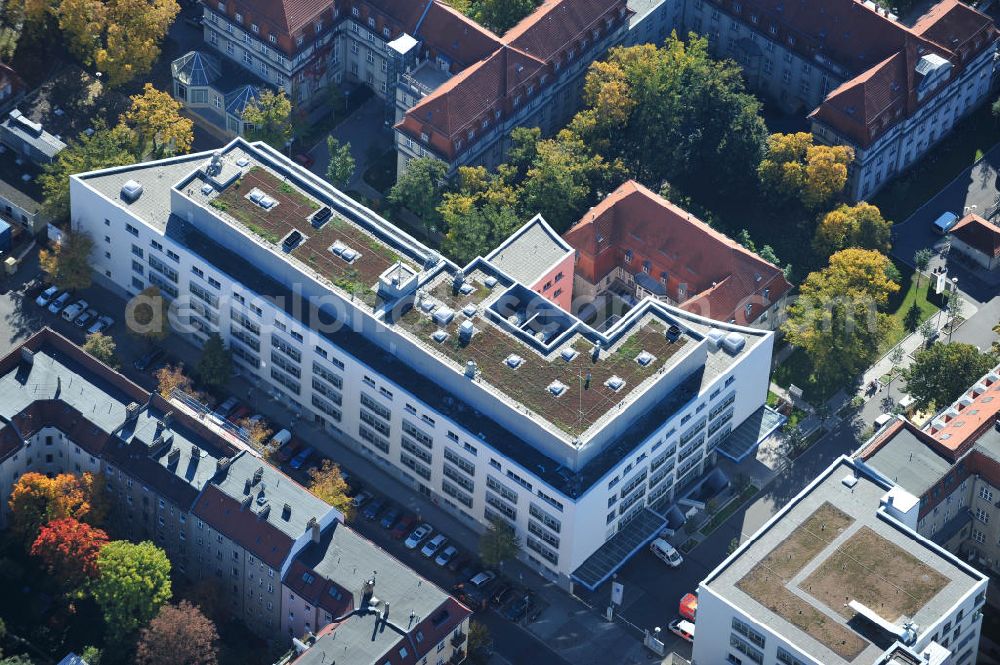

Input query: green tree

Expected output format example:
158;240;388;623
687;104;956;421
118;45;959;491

902;343;996;411
506;126;541;180
469;0;537;34
82;332;119;369
913;248;933;290
782;249;900;386
195;333;232;389
388;157;448;234
242;90;293;150
308;460;354;521
38;230;94;290
887;345;905;390
813;202;892;257
466;620;492;665
440;196;520;265
39;122;136;219
479;515;520;567
92;540;172;644
325;137;355;189
126;286;170;342
573;35;767;201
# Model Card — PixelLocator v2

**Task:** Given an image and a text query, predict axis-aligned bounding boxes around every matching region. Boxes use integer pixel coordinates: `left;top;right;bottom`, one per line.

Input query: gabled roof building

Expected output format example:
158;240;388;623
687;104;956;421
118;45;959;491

0;328;471;661
70;138;780;590
563;181;792;330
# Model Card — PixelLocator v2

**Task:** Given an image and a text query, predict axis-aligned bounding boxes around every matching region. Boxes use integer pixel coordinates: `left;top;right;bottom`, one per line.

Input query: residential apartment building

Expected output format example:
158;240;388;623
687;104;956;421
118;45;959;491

683;0;998;200
0;328;471;662
856;361;1000;577
70;138;779;590
694;455;989;665
562;180;792;331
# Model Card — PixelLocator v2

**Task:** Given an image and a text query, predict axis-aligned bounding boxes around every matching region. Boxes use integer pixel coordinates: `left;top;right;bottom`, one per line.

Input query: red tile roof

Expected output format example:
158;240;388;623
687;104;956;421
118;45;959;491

221;0;336;55
950;213;1000;258
563;181;792;324
192;484;295;569
395;0;630;161
800;0;997;148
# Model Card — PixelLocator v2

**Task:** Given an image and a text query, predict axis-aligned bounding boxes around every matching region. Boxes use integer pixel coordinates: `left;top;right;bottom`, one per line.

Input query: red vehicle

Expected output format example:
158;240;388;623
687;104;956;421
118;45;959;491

227;405;252;424
679;593;698;621
391;515;416;540
294;153;315;168
273;437;302;463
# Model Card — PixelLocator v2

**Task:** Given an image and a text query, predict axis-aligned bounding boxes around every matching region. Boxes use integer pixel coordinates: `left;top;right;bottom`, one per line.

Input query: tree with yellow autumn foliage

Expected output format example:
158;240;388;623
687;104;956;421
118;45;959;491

120;84;193;158
758;132;854;209
8;471;108;548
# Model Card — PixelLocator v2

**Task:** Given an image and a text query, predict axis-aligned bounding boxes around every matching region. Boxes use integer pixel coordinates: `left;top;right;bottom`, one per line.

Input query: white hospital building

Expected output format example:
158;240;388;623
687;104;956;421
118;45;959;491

70;139;779;589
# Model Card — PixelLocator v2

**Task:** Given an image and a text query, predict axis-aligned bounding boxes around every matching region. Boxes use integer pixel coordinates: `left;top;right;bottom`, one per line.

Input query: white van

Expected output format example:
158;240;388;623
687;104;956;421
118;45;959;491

932;211;959;234
873;413;893;430
270;429;292;448
650;538;683;567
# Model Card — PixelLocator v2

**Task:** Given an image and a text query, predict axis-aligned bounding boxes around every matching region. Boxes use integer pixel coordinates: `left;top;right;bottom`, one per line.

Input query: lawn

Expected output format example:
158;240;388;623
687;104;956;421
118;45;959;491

881;266;939;353
874;102;1000;224
771;347;850;404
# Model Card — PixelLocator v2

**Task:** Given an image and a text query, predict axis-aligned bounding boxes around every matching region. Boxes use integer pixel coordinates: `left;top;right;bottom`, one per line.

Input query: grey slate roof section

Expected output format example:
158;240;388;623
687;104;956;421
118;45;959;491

0;349;133;434
0;109;66;162
214;451;330;539
486;216;572;286
864;428;954;497
293;522;452;665
704;457;982;665
973;427;1000;464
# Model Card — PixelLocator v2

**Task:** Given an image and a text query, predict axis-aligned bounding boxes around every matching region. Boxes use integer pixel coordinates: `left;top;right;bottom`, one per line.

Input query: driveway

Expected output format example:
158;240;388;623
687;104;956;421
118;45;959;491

306;96;393;192
891;143;1000;305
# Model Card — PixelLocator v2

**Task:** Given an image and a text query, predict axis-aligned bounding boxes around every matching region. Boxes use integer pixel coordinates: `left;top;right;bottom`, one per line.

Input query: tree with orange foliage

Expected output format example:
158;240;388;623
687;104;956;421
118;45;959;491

7;472;108;547
30;517;110;590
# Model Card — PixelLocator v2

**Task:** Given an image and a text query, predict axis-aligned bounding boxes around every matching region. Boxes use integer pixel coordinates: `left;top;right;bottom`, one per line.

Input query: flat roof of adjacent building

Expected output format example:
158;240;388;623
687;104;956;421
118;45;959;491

861;422;955;498
485;215;573;286
702;457;983;665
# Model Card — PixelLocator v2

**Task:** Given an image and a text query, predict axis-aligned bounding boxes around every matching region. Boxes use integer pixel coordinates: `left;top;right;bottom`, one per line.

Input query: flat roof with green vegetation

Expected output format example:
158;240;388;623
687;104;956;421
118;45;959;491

710;458;983;664
205;165;414;307
397;269;692;437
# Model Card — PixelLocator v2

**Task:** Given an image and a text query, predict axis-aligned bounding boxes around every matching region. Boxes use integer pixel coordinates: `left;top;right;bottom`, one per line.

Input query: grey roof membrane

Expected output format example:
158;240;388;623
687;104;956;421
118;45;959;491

487;217;571;286
864;428;954;498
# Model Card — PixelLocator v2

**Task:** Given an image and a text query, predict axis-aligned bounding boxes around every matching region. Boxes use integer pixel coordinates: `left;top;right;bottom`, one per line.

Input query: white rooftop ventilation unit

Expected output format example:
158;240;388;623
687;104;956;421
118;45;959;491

706;329;725;352
547;380;567;396
560;348;577;362
635;351;656;366
505;354;523;369
120;179;143;203
458;319;475;341
605;375;625;392
432;307;455;326
722;332;746;355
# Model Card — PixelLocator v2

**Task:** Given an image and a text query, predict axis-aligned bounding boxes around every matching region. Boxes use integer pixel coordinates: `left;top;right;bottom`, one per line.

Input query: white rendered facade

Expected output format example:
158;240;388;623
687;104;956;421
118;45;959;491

70;140;774;586
694;456;989;665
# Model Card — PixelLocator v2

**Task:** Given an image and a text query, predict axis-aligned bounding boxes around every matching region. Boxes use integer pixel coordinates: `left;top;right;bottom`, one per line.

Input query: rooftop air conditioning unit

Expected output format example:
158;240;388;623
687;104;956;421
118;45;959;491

121;179;143;203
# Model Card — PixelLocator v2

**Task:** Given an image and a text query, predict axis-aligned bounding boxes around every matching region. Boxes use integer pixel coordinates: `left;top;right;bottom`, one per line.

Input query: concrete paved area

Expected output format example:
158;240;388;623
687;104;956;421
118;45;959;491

306;96;393;196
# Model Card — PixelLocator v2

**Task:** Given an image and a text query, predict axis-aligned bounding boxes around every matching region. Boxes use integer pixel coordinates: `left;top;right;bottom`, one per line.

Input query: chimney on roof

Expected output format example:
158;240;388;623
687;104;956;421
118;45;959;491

361;574;376;609
282;503;292;520
257;502;271;520
163;411;173;428
19;347;34;365
126;402;141;423
190;444;200;459
452;269;465;295
253;466;264;485
167;447;180;466
216;456;232;477
307;516;320;543
241;494;253;510
381;602;390;627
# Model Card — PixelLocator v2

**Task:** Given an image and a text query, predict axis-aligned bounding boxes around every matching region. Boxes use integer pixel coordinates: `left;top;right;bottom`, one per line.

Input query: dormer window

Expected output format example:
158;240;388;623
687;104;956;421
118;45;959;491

763;287;770;300
513;95;521;107
420;132;429;142
270;34;277;44
624;249;633;263
383;27;390;38
481;119;488;129
235;12;242;23
296;35;304;46
368;17;375;28
770;24;777;34
745;303;753;319
315;19;323;31
494;110;501;120
218;1;225;10
751;14;758;23
352;6;359;16
467;129;474;140
251;23;259;33
734;2;742;10
642;260;651;274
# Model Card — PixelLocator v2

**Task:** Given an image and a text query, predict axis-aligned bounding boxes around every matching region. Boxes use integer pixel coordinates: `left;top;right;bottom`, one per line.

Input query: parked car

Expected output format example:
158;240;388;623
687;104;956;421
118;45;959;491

227;405;252;424
74;308;98;328
351;490;373;508
133;348;165;371
213;396;240;420
289;446;316;470
362;497;385;521
490;583;514;608
273;438;301;463
61;299;88;321
88;315;114;335
47;292;72;314
293;153;315;168
668;619;695;643
404;523;433;549
434;545;458;567
650;538;683;568
932;211;959;234
503;593;536;622
380;506;401;529
468;571;496;590
35;286;60;307
421;534;447;558
391;515;416;540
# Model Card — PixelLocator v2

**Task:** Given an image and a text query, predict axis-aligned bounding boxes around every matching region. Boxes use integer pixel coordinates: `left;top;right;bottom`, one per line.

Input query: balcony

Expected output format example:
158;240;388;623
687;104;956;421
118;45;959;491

450;631;466;648
449;648;465;664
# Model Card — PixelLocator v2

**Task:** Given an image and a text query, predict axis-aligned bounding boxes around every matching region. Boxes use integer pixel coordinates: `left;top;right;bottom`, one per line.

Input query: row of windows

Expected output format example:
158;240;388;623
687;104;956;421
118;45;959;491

442;463;474;493
442;479;473;508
